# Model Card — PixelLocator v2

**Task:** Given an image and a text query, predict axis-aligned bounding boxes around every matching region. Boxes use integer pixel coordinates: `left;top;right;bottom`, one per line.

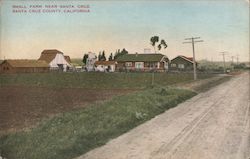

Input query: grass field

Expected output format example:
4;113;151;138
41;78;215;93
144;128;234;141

0;72;214;89
0;72;215;159
0;87;196;159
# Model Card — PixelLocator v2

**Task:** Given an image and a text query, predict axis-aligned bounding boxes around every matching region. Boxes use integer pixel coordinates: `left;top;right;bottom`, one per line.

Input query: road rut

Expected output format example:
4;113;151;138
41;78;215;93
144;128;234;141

76;72;250;159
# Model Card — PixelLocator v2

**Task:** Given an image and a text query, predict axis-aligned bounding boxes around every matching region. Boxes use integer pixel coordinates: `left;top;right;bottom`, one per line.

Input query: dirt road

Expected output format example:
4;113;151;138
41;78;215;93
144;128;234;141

77;72;250;159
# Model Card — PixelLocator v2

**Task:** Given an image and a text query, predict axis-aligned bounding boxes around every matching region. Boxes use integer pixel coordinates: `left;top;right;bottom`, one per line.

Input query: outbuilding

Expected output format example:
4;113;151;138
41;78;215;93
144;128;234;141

38;49;72;72
0;59;49;73
95;61;117;72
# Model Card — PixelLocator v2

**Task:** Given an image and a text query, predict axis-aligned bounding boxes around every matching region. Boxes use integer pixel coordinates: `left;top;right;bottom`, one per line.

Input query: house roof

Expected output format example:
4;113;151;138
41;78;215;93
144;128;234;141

116;53;166;62
171;55;196;64
95;61;116;66
64;56;71;63
180;56;194;62
38;49;63;63
2;60;49;68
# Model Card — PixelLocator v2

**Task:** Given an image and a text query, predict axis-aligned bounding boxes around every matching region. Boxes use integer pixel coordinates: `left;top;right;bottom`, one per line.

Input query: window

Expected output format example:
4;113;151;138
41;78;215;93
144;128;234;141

135;62;144;69
125;62;132;67
171;64;176;67
178;64;185;69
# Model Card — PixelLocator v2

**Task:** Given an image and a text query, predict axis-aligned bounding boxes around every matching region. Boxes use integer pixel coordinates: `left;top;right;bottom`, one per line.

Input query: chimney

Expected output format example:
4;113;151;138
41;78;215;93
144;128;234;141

144;48;151;54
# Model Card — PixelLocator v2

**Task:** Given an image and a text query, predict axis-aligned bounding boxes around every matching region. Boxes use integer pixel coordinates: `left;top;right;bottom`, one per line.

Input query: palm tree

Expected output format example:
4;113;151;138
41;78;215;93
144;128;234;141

150;36;168;53
150;36;159;53
160;39;168;49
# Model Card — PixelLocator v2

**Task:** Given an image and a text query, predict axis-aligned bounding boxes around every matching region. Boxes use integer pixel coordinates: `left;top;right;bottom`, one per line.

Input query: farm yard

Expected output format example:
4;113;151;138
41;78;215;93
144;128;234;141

0;72;231;159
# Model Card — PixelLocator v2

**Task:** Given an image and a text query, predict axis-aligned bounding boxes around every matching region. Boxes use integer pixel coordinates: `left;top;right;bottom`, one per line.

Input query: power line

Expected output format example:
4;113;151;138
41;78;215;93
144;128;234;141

183;37;203;80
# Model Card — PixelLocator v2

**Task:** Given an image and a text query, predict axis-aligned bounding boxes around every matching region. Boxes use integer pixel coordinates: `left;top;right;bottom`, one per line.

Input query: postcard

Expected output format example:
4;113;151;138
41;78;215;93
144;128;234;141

0;0;249;159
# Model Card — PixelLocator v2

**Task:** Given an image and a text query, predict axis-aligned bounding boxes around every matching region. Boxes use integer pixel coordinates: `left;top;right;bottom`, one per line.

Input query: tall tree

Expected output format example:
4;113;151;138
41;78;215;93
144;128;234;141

100;50;106;61
150;36;159;53
109;53;113;61
114;48;128;59
82;54;88;64
160;39;168;49
120;48;128;55
150;36;168;53
98;52;102;61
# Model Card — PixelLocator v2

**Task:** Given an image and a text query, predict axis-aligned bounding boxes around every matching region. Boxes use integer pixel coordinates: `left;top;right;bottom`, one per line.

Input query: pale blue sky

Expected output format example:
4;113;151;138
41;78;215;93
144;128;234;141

0;0;249;61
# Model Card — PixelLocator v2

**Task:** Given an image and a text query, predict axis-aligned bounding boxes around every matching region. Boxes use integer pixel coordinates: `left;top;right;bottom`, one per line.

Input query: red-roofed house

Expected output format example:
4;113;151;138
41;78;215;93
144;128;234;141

170;55;198;71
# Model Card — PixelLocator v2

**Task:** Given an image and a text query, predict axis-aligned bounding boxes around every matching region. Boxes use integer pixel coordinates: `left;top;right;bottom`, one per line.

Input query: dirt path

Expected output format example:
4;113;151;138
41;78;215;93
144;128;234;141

76;72;250;159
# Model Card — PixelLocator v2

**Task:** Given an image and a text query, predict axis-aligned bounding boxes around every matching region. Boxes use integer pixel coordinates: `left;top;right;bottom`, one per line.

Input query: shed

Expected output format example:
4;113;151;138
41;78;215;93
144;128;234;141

95;61;117;72
0;59;49;73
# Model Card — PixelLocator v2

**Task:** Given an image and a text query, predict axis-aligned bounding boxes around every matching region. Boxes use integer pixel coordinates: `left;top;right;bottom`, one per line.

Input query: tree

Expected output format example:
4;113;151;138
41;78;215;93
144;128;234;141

150;36;168;53
120;48;128;55
160;39;168;49
98;52;102;61
82;54;88;64
109;53;113;61
101;50;106;61
150;36;159;53
114;48;128;59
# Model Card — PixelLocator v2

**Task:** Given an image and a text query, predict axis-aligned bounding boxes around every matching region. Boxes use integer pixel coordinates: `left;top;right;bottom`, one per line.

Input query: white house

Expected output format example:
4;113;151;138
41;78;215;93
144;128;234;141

86;52;97;72
94;61;117;72
38;49;72;72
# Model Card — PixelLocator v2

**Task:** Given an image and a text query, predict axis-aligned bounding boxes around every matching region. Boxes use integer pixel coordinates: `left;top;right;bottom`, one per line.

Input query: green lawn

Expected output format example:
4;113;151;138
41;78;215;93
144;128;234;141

0;87;196;159
0;72;214;89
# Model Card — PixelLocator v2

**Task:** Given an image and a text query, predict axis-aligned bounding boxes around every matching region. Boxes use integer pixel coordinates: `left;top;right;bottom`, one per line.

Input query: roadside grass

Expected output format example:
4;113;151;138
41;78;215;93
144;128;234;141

0;72;214;89
194;76;232;92
0;87;196;159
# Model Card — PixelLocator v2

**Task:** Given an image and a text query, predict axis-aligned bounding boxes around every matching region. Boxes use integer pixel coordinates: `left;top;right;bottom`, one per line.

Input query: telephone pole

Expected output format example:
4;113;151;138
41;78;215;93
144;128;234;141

236;54;239;65
231;56;235;70
231;56;234;64
220;51;227;73
183;37;203;80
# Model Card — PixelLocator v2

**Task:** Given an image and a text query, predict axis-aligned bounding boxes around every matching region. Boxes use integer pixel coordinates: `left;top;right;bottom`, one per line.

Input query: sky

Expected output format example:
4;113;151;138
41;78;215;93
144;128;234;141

0;0;249;62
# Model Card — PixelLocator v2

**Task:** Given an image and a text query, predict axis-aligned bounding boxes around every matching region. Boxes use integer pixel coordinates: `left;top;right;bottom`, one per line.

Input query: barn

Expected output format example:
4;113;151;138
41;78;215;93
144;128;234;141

38;49;72;72
0;59;49;73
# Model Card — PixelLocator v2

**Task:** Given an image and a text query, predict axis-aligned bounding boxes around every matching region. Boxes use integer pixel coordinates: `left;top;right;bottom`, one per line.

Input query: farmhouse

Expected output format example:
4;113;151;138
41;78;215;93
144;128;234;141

38;49;72;71
95;61;117;72
116;53;169;72
0;59;49;73
170;55;197;71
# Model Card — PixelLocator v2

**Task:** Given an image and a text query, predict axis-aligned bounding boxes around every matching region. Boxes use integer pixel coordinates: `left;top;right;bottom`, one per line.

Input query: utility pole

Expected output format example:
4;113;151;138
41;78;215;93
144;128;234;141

231;56;234;64
236;54;239;65
220;51;227;73
231;56;235;70
183;37;203;80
